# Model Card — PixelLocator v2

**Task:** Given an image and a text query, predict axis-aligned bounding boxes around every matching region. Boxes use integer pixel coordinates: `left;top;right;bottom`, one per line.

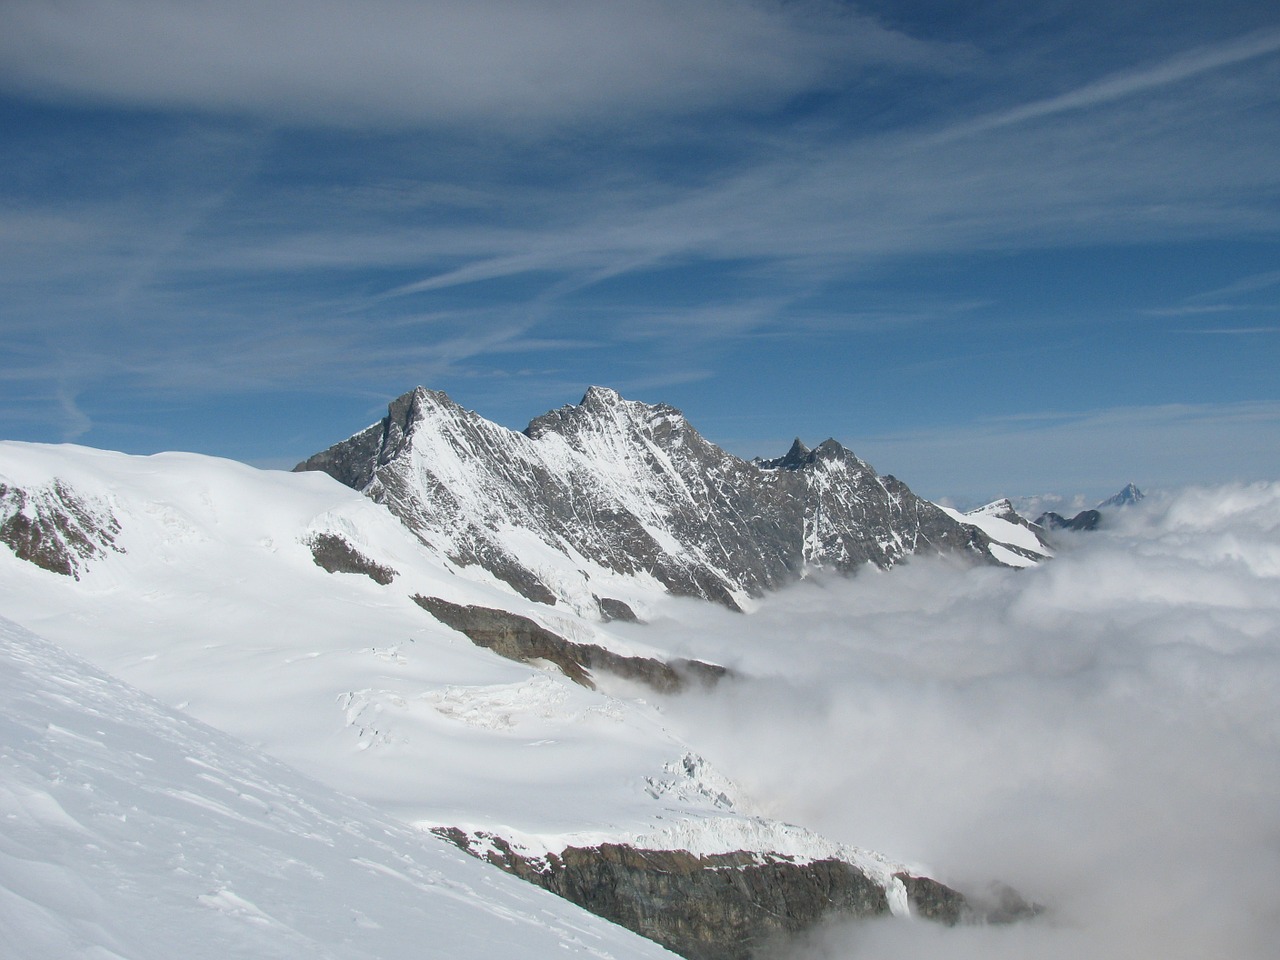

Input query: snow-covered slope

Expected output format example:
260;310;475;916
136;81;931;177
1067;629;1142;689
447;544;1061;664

947;499;1053;567
0;439;984;956
296;387;1007;613
0;614;678;960
0;441;708;839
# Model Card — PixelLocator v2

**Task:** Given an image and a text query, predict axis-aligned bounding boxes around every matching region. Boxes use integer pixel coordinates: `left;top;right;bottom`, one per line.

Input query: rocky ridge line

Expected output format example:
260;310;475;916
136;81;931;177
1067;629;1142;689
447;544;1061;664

296;386;1003;612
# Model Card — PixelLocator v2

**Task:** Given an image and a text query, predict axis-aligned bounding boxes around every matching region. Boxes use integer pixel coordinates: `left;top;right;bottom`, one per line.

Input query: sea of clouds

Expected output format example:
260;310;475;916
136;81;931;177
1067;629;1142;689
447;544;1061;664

639;482;1280;958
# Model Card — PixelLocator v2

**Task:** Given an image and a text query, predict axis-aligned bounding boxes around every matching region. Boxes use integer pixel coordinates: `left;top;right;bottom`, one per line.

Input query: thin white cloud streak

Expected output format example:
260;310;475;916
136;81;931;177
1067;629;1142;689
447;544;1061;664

1144;268;1280;317
1184;326;1280;334
939;27;1280;139
109;318;565;394
1141;304;1244;316
54;389;93;442
9;27;1276;320
1191;268;1280;302
0;0;953;128
635;483;1280;958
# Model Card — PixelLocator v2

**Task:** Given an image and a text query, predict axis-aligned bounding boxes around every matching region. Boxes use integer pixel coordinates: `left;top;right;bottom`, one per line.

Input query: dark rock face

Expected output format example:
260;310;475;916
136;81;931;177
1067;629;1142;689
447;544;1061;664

297;387;1002;611
433;830;890;960
892;872;968;924
307;533;396;584
413;595;728;693
1036;509;1102;532
0;480;123;579
431;829;1034;960
752;437;813;471
597;596;640;623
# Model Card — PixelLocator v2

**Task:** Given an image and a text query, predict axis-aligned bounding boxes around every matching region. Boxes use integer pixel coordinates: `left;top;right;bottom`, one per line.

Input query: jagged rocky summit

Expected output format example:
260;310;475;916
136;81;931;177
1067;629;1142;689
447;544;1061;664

1098;482;1145;510
296;386;1008;612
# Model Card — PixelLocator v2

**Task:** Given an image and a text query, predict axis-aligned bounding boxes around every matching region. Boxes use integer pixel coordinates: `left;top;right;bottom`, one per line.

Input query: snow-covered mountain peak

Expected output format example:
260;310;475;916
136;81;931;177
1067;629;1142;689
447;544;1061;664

944;497;1052;566
966;498;1019;521
373;384;456;437
579;384;626;409
1098;482;1144;509
296;386;1014;611
812;437;858;462
395;385;488;437
527;384;689;444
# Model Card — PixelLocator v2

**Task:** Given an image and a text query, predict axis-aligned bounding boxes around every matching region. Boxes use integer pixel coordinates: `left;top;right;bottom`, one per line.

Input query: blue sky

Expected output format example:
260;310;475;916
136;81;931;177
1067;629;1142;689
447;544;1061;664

1;0;1278;504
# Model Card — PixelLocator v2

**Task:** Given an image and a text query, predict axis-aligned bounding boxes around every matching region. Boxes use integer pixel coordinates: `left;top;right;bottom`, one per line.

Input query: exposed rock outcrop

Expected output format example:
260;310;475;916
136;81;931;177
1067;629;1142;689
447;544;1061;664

306;532;397;584
413;595;727;693
597;595;640;623
432;829;1033;960
0;480;123;578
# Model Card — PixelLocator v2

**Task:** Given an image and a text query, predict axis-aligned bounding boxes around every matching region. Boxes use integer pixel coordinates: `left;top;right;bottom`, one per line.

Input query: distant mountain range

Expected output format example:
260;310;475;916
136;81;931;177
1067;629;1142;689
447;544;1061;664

296;386;1045;614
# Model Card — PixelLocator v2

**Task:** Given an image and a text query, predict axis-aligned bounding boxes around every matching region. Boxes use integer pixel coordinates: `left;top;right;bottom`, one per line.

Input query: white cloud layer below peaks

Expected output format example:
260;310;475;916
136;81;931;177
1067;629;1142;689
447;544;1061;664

630;482;1280;959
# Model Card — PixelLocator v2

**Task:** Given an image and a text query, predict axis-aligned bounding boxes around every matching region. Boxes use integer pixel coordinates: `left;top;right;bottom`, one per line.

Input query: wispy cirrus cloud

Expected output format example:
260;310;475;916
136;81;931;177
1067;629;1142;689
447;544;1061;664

1;3;1278;485
939;27;1280;139
1182;326;1280;335
11;22;1274;317
360;26;1280;303
1143;267;1280;322
1190;268;1280;302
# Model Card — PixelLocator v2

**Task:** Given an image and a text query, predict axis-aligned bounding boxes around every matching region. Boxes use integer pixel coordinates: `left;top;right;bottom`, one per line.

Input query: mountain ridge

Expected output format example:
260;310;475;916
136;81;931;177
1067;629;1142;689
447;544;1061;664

296;385;1012;613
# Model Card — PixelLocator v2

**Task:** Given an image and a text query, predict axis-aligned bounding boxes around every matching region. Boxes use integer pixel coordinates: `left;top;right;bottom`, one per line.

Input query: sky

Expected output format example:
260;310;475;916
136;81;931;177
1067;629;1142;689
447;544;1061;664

1;0;1278;504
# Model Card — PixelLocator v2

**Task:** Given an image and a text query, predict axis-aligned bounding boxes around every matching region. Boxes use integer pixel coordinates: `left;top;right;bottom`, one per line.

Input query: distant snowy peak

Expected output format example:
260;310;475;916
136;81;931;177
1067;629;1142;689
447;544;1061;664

526;384;683;440
938;499;1050;567
296;386;1009;613
1032;484;1145;534
1098;482;1144;510
965;498;1022;522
